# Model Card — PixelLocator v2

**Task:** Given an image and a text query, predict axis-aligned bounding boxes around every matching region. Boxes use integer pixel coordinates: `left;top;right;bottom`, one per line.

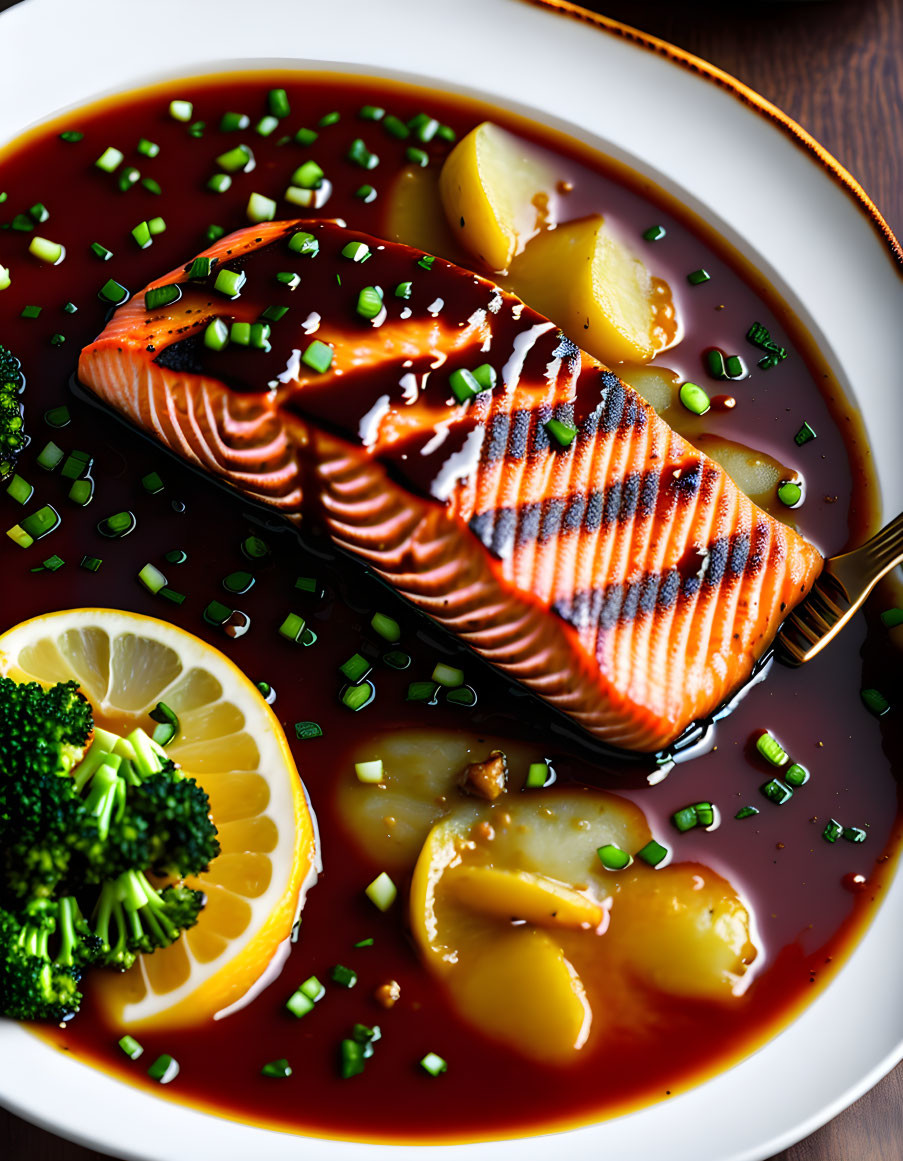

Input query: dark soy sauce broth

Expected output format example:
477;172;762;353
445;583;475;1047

0;73;900;1141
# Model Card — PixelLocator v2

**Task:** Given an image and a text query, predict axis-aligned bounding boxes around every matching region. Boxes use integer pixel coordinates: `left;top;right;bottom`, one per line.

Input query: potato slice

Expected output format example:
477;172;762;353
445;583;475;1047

506;215;673;365
439;121;556;272
608;864;758;998
444;865;606;931
384;164;466;263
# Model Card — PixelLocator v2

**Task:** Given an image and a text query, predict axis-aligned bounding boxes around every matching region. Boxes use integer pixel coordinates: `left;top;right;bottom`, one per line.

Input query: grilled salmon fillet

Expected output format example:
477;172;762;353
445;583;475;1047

78;220;822;751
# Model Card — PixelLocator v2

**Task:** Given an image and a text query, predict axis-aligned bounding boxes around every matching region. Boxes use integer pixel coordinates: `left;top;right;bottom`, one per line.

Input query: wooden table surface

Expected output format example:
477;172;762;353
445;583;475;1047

0;0;901;1158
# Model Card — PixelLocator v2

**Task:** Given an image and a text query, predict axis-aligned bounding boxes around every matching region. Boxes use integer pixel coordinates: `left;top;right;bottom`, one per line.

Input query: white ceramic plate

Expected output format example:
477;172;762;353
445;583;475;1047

1;1;901;1158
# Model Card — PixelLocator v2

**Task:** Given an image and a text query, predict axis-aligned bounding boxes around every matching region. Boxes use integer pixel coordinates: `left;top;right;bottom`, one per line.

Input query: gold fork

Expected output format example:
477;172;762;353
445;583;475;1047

777;510;903;666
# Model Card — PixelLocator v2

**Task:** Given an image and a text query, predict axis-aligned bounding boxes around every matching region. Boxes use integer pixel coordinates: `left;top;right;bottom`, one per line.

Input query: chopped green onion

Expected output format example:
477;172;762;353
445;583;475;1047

445;686;477;707
842;826;867;844
220;111;250;131
861;687;890;716
138;563;167;594
97;510;136;538
207;173;232;194
131;221;152;249
417;254;435;271
292;160;325;189
356;285;384;320
80;555;102;572
187;255;214;280
449;368;480;404
118;1035;144;1060
436;124;457;143
777;480;803;507
19;504;60;540
679;381;710;415
59;130;84;143
687;268;711;285
405;146;429;167
394;281;412;299
365;871;397;911
354;937;374;948
159;587;185;605
756;732;788;767
223;570;254;595
137;137;159;157
230;322;251;347
342;680;375;711
149;702;179;747
471;364;497;391
643;224;666;241
294;127;318;146
257;680;276;703
525;761;550;789
0;265;10;290
408;113;439;142
279;613;306;642
44;406;70;428
725;354;747;379
340;653;372;683
20;304;42;318
149;213;166;233
50;333;66;348
597;843;632;871
294;721;323;740
60;449;92;480
370;612;400;642
276;271;301;293
302;340;333;374
636;839;669;867
36;440;64;470
265;88;290;118
255;115;279;137
164;549;186;564
246;192;277;223
293;575;319;594
285;988;315;1018
355;184;377;203
29;236;65;264
117;166;141;192
359;105;385;121
382;650;411;670
671;805;699;832
348;138;379;169
288;230;319;256
341;240;371;263
545;418;578;448
6;524;33;549
6;474;33;504
147;1053;179;1083
201;319;228;351
822;818;843;843
355;759;384;784
261;1058;292;1078
794;421;817;446
142;177;163;196
145;284;182;311
216;144;254;173
95;146;123;172
241;534;270;560
431;662;463;688
784;763;809;787
99;278;129;306
169;100;193;122
318;111;340;127
213;268;246;298
880;608;903;629
420;1053;447;1077
761;778;793;805
141;471;164;494
261;304;289;322
406;681;439;703
735;806;759;820
91;242;113;262
68;477;94;506
706;349;727;379
331;964;358;988
340;1038;366;1079
382;114;409;139
203;600;232;627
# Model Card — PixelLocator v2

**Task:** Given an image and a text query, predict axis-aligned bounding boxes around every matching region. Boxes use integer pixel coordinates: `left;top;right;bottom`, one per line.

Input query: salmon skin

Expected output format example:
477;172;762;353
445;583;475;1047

78;220;822;752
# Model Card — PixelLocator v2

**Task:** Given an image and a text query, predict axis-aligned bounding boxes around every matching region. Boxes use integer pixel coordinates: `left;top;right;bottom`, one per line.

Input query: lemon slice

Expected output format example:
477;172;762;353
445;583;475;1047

0;608;319;1030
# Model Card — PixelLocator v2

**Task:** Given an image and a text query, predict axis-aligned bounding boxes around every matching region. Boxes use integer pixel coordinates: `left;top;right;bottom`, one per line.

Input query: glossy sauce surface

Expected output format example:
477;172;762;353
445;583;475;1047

0;73;900;1141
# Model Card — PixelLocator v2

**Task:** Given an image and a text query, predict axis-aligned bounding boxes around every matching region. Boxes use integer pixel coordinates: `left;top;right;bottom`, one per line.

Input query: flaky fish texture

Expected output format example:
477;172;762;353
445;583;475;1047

78;220;822;751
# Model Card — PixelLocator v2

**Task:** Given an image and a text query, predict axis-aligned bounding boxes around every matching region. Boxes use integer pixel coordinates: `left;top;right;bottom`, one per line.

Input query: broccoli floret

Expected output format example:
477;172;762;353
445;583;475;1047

0;677;94;780
0;678;97;903
121;767;220;879
93;870;204;969
0;345;26;481
0;898;102;1022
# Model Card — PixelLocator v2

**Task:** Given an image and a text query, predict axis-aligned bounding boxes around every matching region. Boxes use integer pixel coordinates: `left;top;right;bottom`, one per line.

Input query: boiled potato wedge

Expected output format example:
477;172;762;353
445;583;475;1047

439;121;556;272
507;214;670;365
